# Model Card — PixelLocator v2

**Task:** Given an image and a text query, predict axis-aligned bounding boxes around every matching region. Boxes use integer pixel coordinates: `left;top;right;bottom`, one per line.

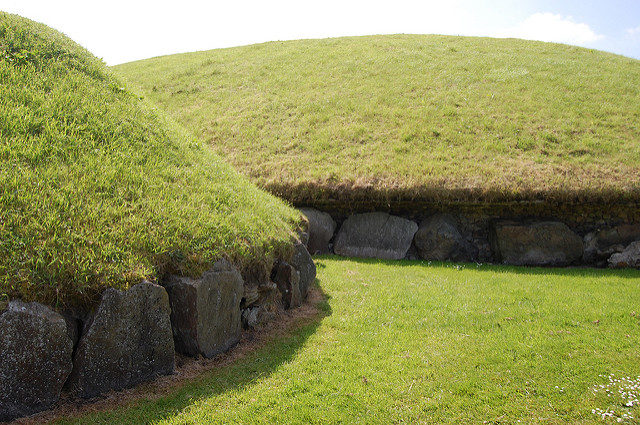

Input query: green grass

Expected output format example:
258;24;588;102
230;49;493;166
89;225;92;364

114;35;640;206
52;257;640;424
0;13;302;308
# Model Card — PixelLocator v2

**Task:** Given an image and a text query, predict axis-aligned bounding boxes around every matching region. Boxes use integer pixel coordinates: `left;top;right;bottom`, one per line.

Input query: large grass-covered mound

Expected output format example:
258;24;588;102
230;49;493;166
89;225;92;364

115;35;640;206
0;13;301;308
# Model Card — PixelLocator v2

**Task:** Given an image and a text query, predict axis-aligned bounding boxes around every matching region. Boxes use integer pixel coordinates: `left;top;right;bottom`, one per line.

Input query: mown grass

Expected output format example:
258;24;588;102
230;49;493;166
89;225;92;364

115;35;640;206
51;258;640;424
0;13;302;309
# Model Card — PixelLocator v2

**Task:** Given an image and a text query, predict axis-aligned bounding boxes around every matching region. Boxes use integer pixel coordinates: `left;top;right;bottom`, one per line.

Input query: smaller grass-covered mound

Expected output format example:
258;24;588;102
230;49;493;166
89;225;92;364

0;13;301;309
115;35;640;206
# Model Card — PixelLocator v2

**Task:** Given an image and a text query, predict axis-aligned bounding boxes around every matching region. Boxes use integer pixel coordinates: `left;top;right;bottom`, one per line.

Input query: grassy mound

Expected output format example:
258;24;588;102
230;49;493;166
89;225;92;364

0;13;301;309
115;35;640;206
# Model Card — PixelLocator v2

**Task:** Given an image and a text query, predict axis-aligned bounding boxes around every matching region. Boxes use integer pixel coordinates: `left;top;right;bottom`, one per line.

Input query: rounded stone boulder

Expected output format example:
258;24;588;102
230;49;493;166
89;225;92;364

334;212;418;260
491;221;583;266
0;301;73;421
608;241;640;268
414;214;477;262
299;208;337;254
66;281;175;399
583;224;640;264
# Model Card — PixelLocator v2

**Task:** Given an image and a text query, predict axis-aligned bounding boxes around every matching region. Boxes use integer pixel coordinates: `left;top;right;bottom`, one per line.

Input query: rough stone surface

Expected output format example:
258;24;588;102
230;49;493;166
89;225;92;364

273;262;302;309
67;281;175;399
300;208;337;254
242;284;260;307
584;224;640;264
290;242;316;299
608;241;640;268
298;213;310;247
334;212;418;260
0;301;73;421
165;259;244;358
298;230;310;247
414;214;478;261
242;306;276;329
492;221;583;266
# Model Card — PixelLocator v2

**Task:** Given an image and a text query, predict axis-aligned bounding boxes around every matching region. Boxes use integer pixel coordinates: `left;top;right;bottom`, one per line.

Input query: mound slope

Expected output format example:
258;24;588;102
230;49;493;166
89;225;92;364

115;35;640;207
0;13;301;308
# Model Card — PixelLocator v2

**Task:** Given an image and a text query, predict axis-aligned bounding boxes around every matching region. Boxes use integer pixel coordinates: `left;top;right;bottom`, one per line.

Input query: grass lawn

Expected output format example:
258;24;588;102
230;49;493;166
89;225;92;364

0;13;301;308
115;35;640;205
50;257;640;424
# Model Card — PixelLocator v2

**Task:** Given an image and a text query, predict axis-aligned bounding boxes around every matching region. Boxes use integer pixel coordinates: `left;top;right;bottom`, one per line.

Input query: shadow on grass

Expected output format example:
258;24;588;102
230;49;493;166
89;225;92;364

51;281;332;425
313;254;640;280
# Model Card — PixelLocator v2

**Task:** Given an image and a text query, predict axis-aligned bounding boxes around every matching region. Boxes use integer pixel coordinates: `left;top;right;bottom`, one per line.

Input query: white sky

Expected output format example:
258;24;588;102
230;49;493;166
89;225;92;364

1;0;638;64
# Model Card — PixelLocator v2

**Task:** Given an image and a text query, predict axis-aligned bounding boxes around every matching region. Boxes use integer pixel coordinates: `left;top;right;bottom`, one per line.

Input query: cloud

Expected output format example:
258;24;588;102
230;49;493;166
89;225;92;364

497;13;603;46
627;26;640;36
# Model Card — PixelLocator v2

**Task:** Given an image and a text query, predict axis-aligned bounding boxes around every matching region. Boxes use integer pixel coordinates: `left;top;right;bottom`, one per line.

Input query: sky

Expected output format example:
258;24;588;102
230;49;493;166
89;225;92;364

1;0;639;65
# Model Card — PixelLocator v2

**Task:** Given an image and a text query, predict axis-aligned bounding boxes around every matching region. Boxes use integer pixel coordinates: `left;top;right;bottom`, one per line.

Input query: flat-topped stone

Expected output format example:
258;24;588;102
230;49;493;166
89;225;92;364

67;281;175;398
166;259;244;358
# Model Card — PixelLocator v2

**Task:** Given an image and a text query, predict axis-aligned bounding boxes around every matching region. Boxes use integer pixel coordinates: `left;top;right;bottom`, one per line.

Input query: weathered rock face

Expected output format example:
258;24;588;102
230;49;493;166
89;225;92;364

492;221;583;266
0;301;73;421
290;243;316;299
273;262;302;309
165;259;244;358
334;212;418;260
584;224;640;264
242;306;276;329
608;241;640;268
414;214;478;262
67;281;175;399
300;208;337;254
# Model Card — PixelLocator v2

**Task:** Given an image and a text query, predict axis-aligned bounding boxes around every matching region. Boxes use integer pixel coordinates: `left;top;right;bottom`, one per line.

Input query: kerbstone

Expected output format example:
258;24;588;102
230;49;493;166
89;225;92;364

166;259;244;358
492;221;583;266
0;301;73;421
609;241;640;268
273;261;302;309
584;224;640;264
300;208;337;254
334;212;418;260
67;281;175;398
414;214;477;261
290;242;316;299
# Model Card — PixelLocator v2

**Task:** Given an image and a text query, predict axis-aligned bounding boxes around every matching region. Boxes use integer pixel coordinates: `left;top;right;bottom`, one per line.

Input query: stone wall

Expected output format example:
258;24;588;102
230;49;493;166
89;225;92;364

3;205;639;421
300;207;640;268
0;243;316;422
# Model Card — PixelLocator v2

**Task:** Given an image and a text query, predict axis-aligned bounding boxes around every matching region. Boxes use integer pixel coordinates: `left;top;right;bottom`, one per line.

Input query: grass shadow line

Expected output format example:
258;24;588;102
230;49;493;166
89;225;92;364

314;254;640;280
46;281;332;425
